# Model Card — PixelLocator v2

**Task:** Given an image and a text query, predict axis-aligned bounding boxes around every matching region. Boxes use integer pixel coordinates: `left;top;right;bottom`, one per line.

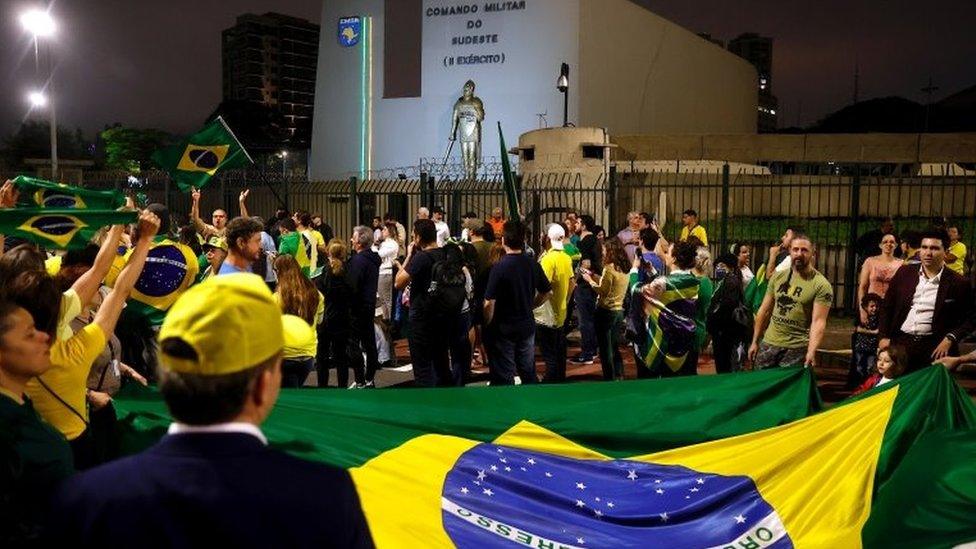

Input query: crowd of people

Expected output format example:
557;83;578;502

1;175;974;545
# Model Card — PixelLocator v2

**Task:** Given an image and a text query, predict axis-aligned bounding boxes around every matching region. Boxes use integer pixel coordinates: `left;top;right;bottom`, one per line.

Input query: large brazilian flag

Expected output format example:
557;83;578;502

12;175;126;210
112;366;976;547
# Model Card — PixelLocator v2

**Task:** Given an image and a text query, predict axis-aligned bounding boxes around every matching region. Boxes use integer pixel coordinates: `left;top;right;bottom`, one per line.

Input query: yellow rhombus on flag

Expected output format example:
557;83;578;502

351;388;896;548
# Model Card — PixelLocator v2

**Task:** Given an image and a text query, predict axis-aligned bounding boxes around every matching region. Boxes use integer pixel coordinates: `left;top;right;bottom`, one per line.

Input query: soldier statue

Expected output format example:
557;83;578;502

450;80;485;180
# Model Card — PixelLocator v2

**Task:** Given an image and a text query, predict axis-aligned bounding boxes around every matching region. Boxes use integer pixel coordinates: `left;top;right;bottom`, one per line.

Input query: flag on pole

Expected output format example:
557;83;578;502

497;122;521;220
13;175;126;210
151;117;252;192
111;366;976;547
0;207;136;249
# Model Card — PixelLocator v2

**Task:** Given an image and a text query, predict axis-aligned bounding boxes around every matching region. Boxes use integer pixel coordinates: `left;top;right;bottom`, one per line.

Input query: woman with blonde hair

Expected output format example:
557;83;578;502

314;239;353;387
273;254;323;387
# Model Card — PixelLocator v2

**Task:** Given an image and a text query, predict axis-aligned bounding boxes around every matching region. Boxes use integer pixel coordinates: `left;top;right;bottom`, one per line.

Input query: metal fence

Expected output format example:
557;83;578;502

40;167;976;313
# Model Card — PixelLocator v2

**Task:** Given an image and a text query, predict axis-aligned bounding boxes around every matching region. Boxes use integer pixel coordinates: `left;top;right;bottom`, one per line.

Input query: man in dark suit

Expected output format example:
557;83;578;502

47;274;373;548
879;228;975;372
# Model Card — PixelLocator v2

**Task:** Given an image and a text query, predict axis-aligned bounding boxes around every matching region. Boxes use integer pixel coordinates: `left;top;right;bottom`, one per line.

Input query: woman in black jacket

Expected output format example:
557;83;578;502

315;240;352;388
707;253;752;374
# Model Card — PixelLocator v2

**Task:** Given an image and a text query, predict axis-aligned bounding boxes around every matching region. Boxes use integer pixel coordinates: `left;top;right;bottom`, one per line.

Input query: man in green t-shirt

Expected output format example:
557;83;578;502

749;234;833;369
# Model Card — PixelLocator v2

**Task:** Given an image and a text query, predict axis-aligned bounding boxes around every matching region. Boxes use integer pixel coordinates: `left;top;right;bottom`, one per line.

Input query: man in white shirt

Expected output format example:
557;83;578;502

880;229;975;372
432;206;450;247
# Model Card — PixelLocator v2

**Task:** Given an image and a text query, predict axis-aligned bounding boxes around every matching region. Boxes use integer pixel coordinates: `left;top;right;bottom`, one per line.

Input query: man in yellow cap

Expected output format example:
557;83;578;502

47;274;374;548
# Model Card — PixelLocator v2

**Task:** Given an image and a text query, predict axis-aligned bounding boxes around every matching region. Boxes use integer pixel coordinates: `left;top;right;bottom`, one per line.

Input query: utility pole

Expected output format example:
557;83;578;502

921;77;939;132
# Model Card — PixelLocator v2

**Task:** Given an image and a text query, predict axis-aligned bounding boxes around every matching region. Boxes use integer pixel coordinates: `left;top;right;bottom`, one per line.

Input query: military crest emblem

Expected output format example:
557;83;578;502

338;16;361;47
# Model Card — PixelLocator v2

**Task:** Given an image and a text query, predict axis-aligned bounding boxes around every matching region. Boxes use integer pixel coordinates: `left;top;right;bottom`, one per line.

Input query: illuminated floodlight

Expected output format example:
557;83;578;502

20;9;56;38
28;90;47;107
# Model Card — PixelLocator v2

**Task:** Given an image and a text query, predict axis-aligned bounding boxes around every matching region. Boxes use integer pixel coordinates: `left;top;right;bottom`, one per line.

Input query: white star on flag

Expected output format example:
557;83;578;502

576;482;586;490
499;457;507;464
483;488;494;496
520;467;527;472
690;487;699;492
577;537;585;545
654;479;661;483
697;478;706;484
595;497;601;502
504;466;511;472
490;465;498;471
477;470;487;481
627;470;638;481
545;472;553;478
575;500;585;508
461;487;469;494
497;448;504;453
735;514;747;524
594;510;603;518
660;512;669;522
527;458;536;465
607;501;614;508
655;489;664;494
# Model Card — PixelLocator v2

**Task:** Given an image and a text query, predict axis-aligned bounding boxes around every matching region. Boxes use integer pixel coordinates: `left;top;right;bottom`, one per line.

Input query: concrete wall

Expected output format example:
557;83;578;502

310;0;581;179
578;0;757;135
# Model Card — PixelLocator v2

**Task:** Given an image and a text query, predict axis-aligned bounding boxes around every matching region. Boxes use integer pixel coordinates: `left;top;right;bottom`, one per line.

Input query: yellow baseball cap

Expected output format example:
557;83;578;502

159;273;283;376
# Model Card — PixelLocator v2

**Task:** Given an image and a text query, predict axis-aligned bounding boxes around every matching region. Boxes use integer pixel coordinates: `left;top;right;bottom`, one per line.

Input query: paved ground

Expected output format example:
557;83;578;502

309;316;976;405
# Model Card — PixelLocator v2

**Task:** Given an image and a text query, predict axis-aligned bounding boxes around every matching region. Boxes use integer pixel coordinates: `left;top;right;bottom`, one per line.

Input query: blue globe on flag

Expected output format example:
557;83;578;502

442;443;792;548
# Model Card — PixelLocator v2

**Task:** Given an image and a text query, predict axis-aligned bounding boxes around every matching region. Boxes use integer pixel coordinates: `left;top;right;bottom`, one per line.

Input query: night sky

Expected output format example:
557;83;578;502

1;0;974;140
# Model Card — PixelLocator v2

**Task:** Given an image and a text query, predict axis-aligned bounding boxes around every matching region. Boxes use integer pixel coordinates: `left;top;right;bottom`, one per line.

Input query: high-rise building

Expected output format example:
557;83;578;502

728;33;778;132
222;13;320;149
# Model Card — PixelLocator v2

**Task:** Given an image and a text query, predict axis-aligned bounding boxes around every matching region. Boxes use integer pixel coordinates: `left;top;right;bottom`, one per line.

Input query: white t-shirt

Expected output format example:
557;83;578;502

435;221;450;247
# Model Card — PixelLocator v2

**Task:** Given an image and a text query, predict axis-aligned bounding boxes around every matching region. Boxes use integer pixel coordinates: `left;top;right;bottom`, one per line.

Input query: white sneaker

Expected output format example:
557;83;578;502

348;382;365;389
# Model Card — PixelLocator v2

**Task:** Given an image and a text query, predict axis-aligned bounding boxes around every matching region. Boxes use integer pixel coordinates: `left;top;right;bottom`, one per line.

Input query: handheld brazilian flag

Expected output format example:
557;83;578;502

0;207;136;250
112;366;976;548
743;262;768;313
151;117;252;192
629;271;700;373
498;122;521;220
13;175;126;210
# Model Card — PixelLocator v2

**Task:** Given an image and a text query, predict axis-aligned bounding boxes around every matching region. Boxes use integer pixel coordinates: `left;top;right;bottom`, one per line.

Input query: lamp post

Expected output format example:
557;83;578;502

21;9;58;180
556;62;569;127
279;150;288;180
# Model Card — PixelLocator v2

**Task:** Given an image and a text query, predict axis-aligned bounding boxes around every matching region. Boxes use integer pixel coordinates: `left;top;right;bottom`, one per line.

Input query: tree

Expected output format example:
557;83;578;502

1;120;91;167
99;126;173;172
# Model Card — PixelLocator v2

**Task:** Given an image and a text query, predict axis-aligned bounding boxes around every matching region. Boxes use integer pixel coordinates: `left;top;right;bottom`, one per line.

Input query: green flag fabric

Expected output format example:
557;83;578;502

0;208;136;250
109;366;975;547
743;262;768;313
13;175;125;210
151;117;251;192
497;122;520;220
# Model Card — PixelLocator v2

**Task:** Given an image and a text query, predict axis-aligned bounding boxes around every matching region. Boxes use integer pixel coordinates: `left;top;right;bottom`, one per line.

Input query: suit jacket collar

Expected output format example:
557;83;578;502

148;431;269;458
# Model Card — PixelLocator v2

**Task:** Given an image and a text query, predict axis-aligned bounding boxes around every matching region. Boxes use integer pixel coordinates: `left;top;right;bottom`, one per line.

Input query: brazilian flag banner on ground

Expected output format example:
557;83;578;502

112;366;976;547
151;116;252;192
0;207;136;249
12;175;126;210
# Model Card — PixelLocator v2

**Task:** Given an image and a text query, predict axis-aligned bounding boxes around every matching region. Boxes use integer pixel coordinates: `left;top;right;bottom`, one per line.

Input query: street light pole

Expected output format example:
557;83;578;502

22;9;58;180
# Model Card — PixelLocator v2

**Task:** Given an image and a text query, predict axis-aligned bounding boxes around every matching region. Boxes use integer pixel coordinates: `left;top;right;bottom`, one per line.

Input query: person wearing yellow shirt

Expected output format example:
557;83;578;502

679;209;708;246
535;224;575;383
20;210;160;469
946;224;967;275
272;255;324;387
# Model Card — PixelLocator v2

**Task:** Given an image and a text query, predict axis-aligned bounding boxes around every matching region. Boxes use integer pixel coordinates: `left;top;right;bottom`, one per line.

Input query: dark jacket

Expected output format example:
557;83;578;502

879;264;975;342
46;432;373;549
317;266;351;332
706;272;749;341
346;248;381;321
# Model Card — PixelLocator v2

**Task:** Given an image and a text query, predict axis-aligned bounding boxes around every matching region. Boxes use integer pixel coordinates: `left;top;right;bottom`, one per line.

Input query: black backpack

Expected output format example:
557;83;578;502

426;245;467;317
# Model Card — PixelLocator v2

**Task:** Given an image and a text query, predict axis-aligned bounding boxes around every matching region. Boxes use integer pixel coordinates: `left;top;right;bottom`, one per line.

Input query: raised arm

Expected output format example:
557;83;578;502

93;211;160;337
71;224;125;307
190;187;208;234
239;188;250;218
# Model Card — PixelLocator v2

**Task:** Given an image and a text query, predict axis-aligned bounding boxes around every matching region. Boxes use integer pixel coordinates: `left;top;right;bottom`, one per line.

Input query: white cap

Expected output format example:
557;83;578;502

547;223;565;250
